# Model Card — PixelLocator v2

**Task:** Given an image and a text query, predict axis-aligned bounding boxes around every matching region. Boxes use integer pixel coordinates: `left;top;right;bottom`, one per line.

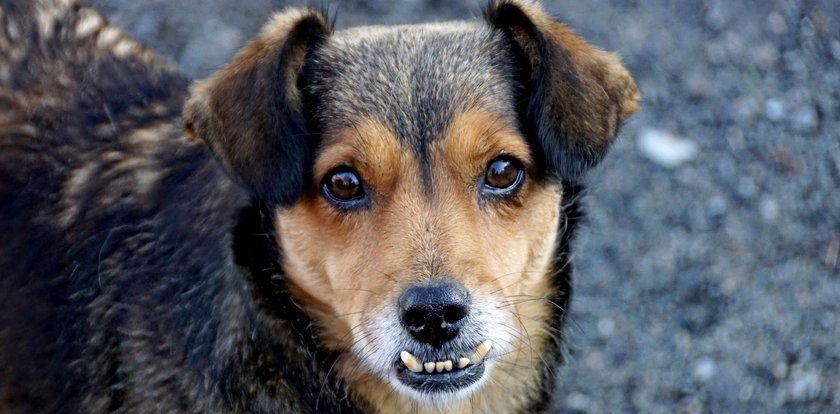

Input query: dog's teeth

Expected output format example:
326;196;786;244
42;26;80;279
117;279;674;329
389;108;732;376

475;340;493;359
400;351;423;372
424;362;436;373
443;360;453;371
458;357;470;369
435;361;445;372
400;351;423;373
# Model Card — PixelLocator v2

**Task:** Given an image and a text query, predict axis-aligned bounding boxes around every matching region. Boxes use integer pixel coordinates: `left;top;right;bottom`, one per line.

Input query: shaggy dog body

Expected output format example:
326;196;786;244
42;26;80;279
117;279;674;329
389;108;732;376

0;1;637;412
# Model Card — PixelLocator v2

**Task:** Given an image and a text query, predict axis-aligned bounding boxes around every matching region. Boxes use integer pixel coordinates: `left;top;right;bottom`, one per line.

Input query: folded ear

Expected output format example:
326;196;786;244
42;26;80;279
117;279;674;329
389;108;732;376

485;0;639;180
183;9;331;205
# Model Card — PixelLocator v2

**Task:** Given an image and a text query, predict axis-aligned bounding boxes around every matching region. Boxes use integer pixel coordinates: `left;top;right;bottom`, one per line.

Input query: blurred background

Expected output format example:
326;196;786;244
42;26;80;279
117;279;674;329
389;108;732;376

87;0;839;412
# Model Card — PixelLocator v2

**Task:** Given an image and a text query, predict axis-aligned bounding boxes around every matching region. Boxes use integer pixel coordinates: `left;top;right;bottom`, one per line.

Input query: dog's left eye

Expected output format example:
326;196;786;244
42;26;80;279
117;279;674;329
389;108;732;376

482;157;524;195
322;168;365;205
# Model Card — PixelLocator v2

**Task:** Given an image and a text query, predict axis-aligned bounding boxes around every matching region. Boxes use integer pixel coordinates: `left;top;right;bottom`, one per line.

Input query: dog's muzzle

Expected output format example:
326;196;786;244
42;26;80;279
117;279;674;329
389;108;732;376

393;281;492;392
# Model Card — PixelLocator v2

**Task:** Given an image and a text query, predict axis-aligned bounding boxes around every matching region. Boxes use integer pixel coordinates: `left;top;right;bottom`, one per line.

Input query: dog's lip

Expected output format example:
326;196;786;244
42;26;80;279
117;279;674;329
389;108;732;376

395;359;485;392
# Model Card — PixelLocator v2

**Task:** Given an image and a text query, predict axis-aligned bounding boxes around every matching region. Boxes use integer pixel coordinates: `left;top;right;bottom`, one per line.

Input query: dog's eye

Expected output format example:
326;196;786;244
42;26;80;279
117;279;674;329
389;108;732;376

322;168;365;203
482;157;524;195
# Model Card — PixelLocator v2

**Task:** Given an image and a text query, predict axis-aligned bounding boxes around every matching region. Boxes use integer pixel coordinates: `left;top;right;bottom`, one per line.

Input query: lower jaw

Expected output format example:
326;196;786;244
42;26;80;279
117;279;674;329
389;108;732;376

395;361;485;394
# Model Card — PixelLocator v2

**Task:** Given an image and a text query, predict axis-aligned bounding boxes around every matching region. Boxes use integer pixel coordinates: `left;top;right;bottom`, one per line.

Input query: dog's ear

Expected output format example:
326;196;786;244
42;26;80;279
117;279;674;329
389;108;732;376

485;0;639;180
183;9;331;205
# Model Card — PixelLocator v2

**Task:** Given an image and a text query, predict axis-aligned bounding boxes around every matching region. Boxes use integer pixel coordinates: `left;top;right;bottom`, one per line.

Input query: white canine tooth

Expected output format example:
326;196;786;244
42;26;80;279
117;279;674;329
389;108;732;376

400;351;423;373
476;340;493;359
435;361;445;372
458;357;470;369
424;362;436;373
443;360;453;371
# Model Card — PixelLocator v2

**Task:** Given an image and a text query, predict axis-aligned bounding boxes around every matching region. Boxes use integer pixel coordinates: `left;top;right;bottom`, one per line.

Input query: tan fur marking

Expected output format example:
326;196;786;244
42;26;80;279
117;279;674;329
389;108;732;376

96;26;121;49
35;5;58;38
59;161;100;227
74;8;104;39
183;123;199;142
113;38;139;58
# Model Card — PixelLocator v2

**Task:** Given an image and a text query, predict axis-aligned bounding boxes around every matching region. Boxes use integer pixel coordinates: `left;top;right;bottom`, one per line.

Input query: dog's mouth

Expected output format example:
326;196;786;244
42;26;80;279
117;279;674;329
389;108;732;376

394;340;492;393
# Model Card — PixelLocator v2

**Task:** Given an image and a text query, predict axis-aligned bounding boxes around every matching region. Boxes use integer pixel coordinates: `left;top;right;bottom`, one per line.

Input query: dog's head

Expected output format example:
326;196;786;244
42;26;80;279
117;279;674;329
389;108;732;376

184;1;638;411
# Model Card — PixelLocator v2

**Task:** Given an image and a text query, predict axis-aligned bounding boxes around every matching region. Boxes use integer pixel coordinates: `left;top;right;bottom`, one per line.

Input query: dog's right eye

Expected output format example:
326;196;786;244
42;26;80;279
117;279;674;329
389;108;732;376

481;156;525;198
322;168;366;206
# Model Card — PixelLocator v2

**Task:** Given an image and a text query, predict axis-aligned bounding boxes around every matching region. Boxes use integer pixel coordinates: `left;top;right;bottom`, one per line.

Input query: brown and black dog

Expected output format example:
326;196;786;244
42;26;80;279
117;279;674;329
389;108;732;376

0;0;638;412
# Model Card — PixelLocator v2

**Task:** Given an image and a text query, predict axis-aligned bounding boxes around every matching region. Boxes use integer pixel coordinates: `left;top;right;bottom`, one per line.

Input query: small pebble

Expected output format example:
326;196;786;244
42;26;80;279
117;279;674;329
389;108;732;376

765;99;785;121
790;105;818;132
693;357;717;382
737;177;758;198
597;317;616;337
789;371;821;401
638;128;698;168
674;331;693;350
752;42;780;68
684;71;712;98
734;97;760;121
706;196;728;216
567;392;591;410
584;351;605;371
767;12;788;35
759;197;780;222
799;17;815;37
738;384;755;402
773;361;789;380
720;277;739;296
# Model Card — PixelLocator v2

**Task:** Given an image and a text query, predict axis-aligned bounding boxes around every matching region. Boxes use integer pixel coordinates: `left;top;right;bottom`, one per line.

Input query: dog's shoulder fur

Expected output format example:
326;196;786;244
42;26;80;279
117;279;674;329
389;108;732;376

0;1;358;412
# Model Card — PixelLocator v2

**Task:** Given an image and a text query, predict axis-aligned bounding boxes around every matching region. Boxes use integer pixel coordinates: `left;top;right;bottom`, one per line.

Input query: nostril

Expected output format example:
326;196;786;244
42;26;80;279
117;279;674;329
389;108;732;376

443;305;467;325
403;307;426;329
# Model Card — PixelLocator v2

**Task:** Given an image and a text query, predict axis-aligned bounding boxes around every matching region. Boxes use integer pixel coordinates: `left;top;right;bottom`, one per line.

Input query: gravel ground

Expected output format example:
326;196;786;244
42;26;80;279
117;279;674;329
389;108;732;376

88;1;840;412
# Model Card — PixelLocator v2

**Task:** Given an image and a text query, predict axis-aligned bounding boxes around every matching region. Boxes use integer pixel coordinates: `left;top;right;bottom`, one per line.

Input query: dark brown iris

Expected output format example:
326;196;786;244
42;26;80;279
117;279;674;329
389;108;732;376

484;158;521;189
325;170;363;200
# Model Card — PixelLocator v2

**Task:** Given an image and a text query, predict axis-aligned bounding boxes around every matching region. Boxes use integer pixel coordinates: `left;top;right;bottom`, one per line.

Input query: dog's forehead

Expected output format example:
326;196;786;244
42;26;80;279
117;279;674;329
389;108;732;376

306;22;519;153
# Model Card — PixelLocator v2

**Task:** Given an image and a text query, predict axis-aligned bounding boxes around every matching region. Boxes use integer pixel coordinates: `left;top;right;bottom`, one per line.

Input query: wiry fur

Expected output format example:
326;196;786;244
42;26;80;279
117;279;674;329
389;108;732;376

1;0;637;413
0;1;356;412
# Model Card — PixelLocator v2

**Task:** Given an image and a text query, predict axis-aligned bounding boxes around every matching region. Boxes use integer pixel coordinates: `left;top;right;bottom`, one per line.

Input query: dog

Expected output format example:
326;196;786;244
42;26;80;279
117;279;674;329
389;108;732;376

0;0;638;412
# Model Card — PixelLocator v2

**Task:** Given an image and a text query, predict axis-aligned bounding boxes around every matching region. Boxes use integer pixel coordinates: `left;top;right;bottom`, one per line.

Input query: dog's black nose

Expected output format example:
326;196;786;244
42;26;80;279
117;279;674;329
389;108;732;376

398;281;470;347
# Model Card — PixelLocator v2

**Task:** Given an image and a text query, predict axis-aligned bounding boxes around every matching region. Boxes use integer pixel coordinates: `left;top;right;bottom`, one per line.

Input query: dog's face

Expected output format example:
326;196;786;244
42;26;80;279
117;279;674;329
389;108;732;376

185;1;638;411
279;111;562;405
